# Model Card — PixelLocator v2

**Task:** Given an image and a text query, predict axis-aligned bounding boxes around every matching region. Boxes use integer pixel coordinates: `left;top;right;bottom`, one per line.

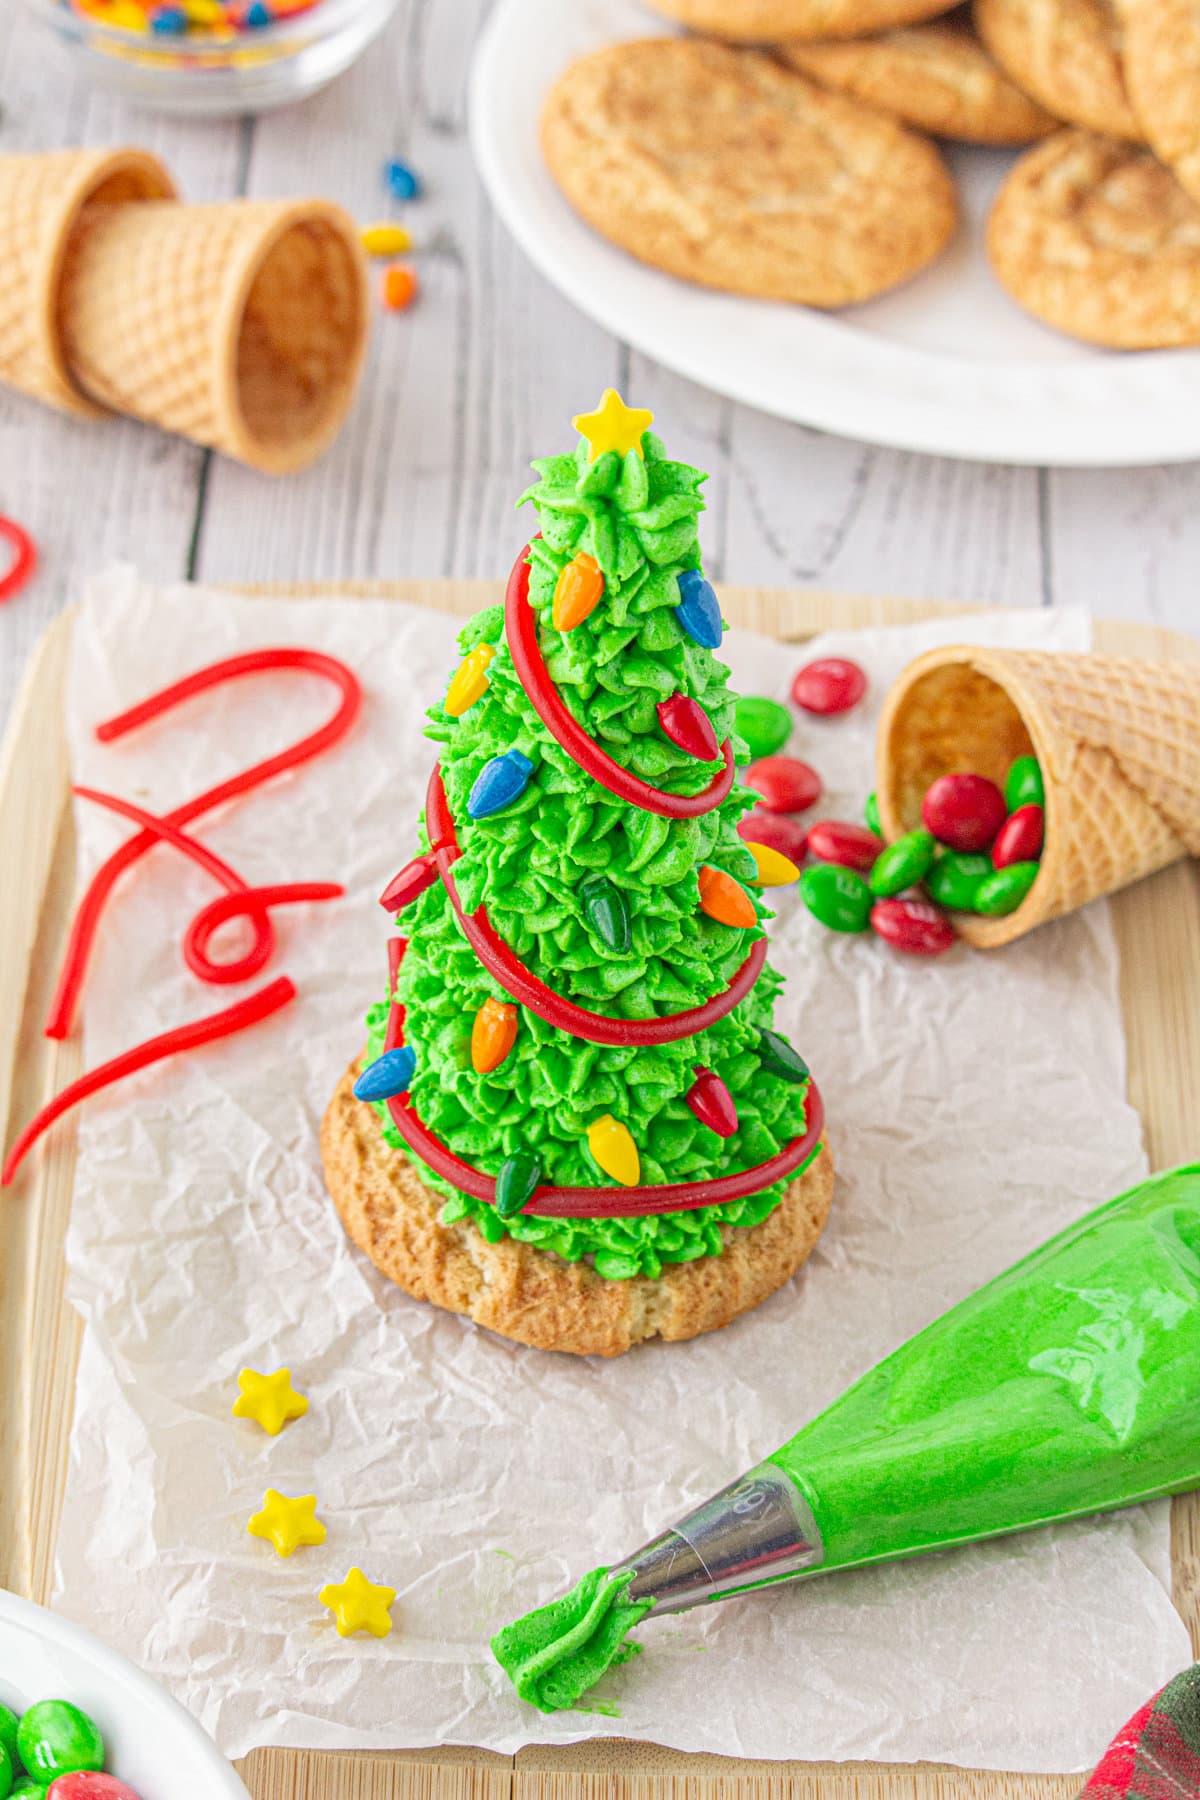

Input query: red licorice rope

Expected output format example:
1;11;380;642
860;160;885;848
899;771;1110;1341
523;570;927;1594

505;545;735;819
74;787;343;985
0;516;36;604
384;937;407;1052
46;648;362;1039
426;764;766;1047
1;978;296;1187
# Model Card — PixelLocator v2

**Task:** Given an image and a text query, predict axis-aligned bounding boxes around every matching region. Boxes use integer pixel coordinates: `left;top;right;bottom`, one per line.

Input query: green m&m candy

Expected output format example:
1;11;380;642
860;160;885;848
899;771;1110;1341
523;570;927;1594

800;863;872;933
925;851;993;912
734;696;791;762
1005;755;1044;812
0;1708;20;1778
757;1028;809;1084
869;829;935;898
11;1780;46;1799
864;791;881;835
974;860;1040;917
15;1704;102;1785
0;1743;13;1800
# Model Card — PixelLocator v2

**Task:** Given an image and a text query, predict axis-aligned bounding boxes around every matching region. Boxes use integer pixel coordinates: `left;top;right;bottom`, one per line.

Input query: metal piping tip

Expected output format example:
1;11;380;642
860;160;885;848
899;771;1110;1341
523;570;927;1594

608;1463;823;1617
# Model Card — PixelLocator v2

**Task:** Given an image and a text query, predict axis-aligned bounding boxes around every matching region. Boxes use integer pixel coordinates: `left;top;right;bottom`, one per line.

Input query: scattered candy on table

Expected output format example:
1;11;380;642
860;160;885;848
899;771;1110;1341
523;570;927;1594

46;1776;142;1798
247;1489;327;1558
790;656;867;716
868;828;935;899
806;819;882;874
360;223;412;257
232;1366;308;1436
384;159;420;201
319;1568;397;1639
381;266;418;312
737;808;808;864
734;696;791;762
799;863;873;933
864;790;881;834
744;754;821;814
870;897;956;957
0;1700;144;1800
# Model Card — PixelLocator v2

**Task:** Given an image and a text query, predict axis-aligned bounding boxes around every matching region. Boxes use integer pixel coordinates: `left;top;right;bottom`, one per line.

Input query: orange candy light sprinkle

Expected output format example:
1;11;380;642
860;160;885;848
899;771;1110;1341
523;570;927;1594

382;265;418;312
552;552;604;632
471;996;518;1073
697;865;757;929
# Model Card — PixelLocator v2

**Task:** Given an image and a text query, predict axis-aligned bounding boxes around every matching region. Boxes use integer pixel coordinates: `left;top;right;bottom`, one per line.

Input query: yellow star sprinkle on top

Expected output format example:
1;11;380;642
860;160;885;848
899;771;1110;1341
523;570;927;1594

232;1367;308;1437
247;1489;327;1559
572;389;654;464
320;1567;397;1639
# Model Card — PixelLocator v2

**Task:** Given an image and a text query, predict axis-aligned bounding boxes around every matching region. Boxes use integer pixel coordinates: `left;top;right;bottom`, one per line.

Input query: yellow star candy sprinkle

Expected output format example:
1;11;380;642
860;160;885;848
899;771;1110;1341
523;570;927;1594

232;1367;308;1437
320;1568;397;1639
572;388;654;464
247;1489;327;1559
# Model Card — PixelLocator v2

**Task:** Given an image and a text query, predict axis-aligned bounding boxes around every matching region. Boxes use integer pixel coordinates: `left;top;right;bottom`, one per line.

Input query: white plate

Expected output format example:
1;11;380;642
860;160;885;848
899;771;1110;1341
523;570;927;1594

0;1588;250;1800
469;0;1200;466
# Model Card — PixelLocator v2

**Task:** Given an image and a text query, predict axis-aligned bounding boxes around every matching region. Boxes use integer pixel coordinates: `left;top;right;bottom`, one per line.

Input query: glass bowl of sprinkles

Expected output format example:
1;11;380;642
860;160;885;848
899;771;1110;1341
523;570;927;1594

28;0;400;115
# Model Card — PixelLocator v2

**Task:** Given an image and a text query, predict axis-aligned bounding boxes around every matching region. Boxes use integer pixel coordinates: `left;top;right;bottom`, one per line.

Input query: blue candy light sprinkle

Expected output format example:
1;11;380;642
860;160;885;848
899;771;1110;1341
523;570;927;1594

353;1045;416;1102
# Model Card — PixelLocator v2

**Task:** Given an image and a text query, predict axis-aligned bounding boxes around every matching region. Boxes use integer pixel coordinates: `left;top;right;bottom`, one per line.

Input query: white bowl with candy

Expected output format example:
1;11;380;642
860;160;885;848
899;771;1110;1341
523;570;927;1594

0;1590;248;1800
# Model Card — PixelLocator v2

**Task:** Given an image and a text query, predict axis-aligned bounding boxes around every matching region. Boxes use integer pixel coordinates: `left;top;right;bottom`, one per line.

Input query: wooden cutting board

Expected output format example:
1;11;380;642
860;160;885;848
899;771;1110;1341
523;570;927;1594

1;581;1197;1800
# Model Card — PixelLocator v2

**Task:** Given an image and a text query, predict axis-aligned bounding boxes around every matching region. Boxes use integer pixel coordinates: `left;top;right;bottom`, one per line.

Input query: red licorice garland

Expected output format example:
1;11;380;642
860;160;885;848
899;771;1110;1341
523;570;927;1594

505;544;735;819
2;648;361;1186
426;763;767;1046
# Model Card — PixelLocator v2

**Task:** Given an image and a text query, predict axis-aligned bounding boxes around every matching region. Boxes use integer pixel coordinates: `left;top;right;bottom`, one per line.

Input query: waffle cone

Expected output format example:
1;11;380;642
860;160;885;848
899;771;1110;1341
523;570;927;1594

0;147;174;418
58;195;370;474
876;645;1200;948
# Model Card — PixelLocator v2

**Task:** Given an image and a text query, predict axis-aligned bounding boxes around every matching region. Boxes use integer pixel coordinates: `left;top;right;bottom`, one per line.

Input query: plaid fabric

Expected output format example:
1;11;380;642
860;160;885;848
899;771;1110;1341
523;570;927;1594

1080;1666;1200;1800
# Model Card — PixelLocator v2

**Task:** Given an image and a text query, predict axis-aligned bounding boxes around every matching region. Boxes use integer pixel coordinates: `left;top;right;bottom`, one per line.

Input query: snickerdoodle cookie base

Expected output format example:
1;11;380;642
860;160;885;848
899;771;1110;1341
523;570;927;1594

973;0;1141;140
645;0;960;41
987;129;1200;347
322;1063;834;1358
1120;0;1200;205
541;40;957;309
781;10;1058;144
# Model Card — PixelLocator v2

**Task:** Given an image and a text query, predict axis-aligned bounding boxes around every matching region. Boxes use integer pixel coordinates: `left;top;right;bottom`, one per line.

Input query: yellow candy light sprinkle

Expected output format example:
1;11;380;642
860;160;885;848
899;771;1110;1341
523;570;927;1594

587;1114;640;1187
746;841;801;887
444;641;495;718
361;223;413;257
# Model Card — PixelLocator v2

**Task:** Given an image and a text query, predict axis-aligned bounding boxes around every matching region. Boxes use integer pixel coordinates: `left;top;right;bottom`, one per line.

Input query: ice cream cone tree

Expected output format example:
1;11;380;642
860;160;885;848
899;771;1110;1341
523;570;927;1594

361;392;821;1280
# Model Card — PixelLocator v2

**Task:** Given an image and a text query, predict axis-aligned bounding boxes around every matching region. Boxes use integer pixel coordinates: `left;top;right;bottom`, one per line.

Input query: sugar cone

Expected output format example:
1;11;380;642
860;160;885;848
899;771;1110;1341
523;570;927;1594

876;645;1200;948
0;147;175;418
58;196;370;474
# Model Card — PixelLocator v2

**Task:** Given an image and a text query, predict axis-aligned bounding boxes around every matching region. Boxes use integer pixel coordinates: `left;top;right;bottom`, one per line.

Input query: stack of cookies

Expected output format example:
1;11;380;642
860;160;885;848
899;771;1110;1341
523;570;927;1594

540;0;1200;349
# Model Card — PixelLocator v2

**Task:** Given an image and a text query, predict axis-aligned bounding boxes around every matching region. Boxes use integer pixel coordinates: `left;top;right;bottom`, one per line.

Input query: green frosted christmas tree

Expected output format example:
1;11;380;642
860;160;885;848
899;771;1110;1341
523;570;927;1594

358;391;823;1282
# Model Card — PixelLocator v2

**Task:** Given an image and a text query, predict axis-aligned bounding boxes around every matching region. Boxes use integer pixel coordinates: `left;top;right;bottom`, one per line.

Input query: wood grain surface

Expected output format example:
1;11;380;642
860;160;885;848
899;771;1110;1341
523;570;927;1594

0;579;1196;1800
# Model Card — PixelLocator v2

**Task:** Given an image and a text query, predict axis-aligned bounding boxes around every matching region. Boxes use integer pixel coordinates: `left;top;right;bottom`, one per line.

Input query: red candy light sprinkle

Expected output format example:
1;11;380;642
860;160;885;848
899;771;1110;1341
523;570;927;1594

744;755;822;814
806;819;882;875
737;808;808;864
0;514;37;604
791;657;866;716
921;773;1007;853
992;802;1045;870
870;898;955;957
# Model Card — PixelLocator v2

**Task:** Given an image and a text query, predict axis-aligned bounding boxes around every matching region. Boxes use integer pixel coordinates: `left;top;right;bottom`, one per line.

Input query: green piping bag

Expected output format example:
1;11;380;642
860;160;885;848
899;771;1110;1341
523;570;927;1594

493;1162;1200;1713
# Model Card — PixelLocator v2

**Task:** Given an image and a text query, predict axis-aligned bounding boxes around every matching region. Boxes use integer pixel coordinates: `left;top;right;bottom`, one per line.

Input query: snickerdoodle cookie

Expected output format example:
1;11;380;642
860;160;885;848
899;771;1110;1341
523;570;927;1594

645;0;960;41
987;128;1200;346
974;0;1141;140
322;1063;834;1358
1120;1;1200;204
781;8;1058;143
541;40;957;308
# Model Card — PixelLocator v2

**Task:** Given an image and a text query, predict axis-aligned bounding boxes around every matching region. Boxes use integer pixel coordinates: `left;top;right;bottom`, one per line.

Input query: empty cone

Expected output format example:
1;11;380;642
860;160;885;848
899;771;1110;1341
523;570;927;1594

0;147;175;417
58;195;370;474
876;644;1200;948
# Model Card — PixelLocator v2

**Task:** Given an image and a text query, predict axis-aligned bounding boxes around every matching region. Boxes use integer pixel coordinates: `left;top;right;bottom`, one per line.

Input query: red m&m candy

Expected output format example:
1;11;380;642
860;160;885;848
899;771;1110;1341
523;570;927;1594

806;819;881;874
921;774;1006;853
744;755;821;814
870;897;955;956
992;803;1044;870
48;1779;143;1799
791;657;867;716
737;809;808;863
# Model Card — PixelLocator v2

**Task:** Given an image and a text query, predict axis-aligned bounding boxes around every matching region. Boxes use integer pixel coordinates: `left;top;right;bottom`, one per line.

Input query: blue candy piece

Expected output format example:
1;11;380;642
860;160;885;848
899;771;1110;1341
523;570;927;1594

385;160;421;201
468;749;533;820
353;1046;416;1102
151;4;188;29
674;569;723;649
243;1;272;22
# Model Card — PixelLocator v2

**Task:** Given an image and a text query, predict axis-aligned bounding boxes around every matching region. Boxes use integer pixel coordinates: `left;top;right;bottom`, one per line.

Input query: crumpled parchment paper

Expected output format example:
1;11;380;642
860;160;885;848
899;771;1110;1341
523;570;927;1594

50;566;1191;1770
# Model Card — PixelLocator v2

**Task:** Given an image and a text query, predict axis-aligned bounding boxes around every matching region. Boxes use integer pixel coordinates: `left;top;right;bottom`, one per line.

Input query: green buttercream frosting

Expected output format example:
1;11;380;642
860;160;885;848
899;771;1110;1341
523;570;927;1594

367;421;816;1276
491;1565;653;1713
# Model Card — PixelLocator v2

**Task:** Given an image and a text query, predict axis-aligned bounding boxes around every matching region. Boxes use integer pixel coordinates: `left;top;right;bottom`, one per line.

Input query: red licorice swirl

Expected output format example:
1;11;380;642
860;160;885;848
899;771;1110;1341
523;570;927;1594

504;543;735;819
425;764;766;1047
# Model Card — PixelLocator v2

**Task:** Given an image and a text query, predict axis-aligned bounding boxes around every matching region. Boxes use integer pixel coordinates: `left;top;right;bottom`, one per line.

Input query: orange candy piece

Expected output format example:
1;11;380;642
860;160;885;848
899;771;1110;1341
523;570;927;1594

552;553;605;632
697;865;758;929
382;265;418;312
471;996;518;1073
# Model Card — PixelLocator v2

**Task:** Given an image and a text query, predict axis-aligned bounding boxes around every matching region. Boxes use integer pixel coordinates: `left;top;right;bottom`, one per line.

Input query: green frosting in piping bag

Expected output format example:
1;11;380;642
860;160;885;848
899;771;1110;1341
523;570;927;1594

365;417;818;1277
490;1566;653;1714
